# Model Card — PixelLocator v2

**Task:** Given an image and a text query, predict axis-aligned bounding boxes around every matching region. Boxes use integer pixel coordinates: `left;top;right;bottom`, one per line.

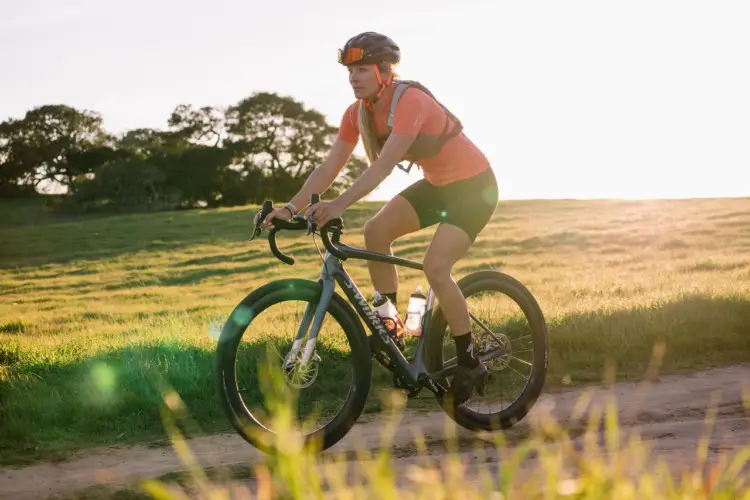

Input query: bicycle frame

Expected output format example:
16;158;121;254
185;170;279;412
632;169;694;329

290;247;451;396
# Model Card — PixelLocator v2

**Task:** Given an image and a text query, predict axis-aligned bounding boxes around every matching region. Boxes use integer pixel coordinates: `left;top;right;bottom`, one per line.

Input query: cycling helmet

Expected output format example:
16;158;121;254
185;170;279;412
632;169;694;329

338;31;401;66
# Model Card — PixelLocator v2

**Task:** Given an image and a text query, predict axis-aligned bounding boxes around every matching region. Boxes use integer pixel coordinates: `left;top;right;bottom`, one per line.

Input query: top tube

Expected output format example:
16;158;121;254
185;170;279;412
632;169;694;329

325;238;424;271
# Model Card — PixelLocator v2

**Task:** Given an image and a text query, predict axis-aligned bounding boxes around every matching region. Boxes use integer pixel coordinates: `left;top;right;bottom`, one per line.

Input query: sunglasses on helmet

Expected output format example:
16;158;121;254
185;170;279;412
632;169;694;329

337;47;365;65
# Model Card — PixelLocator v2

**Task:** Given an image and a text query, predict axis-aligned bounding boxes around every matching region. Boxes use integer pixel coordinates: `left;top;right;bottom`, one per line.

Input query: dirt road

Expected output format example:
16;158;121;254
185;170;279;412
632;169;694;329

1;364;748;499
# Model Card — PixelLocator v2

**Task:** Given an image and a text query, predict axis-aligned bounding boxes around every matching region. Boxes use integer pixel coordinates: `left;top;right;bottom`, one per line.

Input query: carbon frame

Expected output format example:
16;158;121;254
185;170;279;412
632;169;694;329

289;245;453;397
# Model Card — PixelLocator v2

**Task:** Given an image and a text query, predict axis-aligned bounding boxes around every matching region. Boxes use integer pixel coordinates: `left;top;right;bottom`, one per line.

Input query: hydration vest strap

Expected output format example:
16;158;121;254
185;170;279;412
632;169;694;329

387;82;410;131
386;80;463;147
385;80;464;173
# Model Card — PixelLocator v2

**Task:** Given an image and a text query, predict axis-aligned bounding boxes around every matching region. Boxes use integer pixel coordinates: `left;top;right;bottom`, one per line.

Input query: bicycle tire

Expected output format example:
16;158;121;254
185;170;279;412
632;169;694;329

424;270;549;431
214;278;372;454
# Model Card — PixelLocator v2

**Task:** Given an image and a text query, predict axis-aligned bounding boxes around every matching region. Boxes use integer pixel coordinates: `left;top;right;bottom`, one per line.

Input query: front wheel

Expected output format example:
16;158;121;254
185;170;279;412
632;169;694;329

425;270;549;431
214;279;372;455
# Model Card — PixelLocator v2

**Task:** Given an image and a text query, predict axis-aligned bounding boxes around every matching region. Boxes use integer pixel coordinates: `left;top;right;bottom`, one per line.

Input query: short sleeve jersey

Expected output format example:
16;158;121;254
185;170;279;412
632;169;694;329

336;84;490;186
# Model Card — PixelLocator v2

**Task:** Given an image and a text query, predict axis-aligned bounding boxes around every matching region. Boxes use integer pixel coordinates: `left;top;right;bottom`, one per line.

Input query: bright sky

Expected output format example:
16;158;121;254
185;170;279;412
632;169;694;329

3;0;749;200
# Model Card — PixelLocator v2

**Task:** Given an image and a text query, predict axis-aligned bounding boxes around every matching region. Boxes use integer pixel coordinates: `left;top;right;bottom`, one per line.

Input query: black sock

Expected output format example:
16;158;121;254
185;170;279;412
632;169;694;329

454;333;479;368
383;292;397;305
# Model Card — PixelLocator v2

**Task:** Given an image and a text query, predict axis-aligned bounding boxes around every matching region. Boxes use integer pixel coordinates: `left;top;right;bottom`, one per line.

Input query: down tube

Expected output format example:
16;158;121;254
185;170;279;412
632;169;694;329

331;270;416;382
331;270;390;342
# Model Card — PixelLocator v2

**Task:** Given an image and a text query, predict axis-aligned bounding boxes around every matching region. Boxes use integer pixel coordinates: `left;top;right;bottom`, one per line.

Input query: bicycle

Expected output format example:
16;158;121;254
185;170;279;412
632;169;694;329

214;194;549;455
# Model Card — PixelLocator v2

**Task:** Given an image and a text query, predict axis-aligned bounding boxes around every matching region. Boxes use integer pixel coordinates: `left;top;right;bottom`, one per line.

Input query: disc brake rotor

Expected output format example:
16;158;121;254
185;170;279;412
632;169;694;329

480;332;512;371
282;349;322;389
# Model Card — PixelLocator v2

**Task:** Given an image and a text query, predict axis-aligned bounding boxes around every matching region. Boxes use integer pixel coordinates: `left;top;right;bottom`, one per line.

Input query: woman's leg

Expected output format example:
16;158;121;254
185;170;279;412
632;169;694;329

363;194;422;300
422;224;473;335
424;171;498;336
424;168;499;405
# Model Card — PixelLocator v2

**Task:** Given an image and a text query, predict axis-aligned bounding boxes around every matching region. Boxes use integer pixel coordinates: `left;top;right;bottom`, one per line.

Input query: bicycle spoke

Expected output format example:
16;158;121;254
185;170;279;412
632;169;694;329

267;343;285;361
510;356;533;368
511;349;533;355
507;364;530;380
469;311;506;346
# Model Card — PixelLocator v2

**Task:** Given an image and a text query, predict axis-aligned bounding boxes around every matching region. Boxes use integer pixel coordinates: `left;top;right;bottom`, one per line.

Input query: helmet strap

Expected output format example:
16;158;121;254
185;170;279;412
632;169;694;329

364;64;393;110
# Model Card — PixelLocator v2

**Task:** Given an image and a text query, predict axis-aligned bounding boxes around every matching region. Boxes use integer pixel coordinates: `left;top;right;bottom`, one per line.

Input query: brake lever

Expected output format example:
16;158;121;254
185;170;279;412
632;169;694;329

249;200;274;241
306;193;321;235
250;220;263;241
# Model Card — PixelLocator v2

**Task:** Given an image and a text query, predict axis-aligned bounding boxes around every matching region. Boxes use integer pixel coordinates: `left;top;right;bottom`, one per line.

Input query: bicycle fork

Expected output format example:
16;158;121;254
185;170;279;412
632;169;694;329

286;277;336;370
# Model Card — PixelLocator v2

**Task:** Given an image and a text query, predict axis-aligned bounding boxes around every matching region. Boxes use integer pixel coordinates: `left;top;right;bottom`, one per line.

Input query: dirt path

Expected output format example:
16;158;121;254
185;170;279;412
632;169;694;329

1;364;749;499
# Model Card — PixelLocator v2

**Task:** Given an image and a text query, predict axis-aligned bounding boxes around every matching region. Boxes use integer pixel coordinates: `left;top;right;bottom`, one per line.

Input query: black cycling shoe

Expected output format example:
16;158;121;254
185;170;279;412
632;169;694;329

449;362;489;406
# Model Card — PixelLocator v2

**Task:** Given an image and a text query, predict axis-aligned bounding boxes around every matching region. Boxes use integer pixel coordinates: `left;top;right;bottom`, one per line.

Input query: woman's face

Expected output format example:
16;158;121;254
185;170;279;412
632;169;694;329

348;64;381;100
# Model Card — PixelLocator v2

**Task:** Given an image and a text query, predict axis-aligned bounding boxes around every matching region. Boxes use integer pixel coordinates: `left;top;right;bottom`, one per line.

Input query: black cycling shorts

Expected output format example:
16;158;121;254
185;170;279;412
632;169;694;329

397;167;498;243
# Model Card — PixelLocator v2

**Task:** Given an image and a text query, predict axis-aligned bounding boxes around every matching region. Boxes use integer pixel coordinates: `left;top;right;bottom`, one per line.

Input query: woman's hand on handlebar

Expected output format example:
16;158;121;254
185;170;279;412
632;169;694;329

255;205;294;231
304;198;344;228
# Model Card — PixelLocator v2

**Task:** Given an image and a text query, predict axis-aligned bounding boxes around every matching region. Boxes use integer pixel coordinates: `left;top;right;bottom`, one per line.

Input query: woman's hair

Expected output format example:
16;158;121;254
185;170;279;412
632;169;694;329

358;62;398;164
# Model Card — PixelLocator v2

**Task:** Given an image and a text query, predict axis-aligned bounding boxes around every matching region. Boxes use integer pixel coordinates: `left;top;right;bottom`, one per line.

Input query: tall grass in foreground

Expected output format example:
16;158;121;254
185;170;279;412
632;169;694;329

137;359;750;500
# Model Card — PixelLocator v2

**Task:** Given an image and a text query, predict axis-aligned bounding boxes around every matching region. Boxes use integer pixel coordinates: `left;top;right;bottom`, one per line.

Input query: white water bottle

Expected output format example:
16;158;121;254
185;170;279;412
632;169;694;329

404;286;427;336
373;292;399;325
372;292;405;349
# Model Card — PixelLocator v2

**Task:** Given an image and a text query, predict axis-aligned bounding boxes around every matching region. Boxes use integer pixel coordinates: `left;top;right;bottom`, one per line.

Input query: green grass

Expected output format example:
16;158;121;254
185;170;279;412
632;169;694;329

1;196;750;464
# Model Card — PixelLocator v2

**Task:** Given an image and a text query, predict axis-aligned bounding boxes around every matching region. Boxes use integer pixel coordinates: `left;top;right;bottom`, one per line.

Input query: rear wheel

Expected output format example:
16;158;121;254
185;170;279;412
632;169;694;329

425;270;549;431
214;279;372;454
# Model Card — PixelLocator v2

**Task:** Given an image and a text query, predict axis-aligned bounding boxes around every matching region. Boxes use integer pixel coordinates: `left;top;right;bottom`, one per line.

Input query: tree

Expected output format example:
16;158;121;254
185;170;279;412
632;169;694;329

0;119;35;196
333;155;369;194
72;158;172;212
168;104;226;147
161;145;235;207
227;93;336;174
118;128;187;158
2;92;370;210
224;92;342;202
0;105;110;194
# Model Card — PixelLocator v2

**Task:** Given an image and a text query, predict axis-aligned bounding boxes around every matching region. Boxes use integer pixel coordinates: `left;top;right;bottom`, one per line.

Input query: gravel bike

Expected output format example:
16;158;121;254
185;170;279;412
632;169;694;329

214;194;549;455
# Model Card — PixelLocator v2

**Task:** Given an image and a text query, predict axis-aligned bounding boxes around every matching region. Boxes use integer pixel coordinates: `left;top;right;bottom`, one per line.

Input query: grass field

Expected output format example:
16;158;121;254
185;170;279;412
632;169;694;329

1;195;749;464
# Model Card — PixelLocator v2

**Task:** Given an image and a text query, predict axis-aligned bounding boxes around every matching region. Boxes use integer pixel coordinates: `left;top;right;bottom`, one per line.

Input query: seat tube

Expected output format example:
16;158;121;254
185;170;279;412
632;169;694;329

421;287;437;339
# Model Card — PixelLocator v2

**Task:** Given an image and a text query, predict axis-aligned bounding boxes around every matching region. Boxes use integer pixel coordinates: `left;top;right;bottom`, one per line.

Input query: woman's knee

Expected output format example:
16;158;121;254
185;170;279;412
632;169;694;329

364;217;393;248
423;256;452;286
364;195;421;249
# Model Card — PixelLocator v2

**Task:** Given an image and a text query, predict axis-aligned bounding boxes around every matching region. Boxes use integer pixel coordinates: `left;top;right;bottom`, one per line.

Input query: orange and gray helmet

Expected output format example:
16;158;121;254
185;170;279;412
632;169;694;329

338;32;401;66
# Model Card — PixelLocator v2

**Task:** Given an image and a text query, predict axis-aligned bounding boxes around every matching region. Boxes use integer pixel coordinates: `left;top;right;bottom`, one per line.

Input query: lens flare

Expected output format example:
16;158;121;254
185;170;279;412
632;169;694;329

231;305;254;326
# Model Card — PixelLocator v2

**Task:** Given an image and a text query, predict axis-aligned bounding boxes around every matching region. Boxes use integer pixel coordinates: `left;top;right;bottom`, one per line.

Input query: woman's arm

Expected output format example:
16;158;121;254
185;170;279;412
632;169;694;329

334;132;415;209
287;138;357;211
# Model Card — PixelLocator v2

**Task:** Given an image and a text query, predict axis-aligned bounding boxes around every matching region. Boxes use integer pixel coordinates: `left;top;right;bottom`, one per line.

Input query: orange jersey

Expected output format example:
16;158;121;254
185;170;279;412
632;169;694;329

336;84;491;186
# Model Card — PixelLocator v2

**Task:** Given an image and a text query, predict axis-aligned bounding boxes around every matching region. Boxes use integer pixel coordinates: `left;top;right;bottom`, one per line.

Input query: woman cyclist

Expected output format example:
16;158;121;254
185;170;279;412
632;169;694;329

261;31;499;406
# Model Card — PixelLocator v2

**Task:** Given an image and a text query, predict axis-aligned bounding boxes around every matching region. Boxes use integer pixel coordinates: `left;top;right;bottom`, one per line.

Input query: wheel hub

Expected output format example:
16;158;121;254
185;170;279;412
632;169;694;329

481;332;511;371
282;349;321;389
